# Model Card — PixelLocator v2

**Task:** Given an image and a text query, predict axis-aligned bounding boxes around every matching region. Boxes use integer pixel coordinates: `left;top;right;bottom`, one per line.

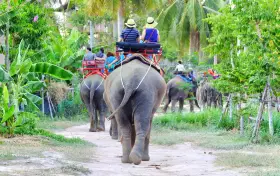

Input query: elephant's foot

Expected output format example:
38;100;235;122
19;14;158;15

129;151;142;165
89;128;97;132
121;155;132;164
111;135;118;140
97;125;105;131
142;154;150;161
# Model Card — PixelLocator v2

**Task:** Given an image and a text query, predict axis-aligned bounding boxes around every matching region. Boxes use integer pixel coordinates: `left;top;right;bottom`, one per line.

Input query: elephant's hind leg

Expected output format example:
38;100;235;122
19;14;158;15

171;100;178;113
116;111;132;163
130;104;153;165
142;120;152;161
163;97;171;113
179;99;184;113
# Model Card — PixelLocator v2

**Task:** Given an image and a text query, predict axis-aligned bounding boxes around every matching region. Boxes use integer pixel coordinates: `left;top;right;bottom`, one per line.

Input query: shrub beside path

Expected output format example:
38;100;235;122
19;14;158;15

57;122;242;176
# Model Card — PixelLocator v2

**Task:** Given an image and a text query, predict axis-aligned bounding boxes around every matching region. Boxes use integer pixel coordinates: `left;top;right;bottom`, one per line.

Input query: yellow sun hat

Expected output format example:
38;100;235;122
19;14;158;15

125;19;136;28
145;17;158;28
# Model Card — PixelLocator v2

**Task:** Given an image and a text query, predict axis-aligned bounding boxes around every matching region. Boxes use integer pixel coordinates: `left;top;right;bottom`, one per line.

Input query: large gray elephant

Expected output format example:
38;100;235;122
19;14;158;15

196;79;222;109
80;74;107;132
104;55;166;165
163;76;200;113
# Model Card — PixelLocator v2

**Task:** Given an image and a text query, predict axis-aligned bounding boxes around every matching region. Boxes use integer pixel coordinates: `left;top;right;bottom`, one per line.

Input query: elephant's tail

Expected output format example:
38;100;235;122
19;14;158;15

106;88;135;120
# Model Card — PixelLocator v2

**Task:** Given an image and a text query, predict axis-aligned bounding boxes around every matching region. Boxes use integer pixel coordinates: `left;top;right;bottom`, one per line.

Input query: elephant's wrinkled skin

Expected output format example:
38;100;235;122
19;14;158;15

163;76;200;113
104;58;166;165
80;74;107;132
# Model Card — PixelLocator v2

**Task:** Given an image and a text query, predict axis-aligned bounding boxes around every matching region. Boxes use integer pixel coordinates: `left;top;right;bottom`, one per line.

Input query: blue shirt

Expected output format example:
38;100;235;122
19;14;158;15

144;28;159;43
120;28;140;43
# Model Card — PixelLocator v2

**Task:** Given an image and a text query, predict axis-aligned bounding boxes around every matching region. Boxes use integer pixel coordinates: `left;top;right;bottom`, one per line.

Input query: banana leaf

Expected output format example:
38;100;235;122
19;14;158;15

29;62;73;80
22;81;45;93
0;66;12;82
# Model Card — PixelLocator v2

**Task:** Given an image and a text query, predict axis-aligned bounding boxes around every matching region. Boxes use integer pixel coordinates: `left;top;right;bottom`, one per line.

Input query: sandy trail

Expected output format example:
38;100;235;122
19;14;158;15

57;122;241;176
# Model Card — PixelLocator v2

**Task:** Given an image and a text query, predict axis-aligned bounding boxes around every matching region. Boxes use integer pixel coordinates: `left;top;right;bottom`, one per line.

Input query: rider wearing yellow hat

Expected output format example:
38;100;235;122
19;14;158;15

141;17;160;43
119;19;140;43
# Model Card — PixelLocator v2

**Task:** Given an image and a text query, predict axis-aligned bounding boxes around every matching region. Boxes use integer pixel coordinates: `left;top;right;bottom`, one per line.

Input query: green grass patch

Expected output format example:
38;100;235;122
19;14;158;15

216;152;280;168
33;129;92;145
37;114;88;131
249;171;280;176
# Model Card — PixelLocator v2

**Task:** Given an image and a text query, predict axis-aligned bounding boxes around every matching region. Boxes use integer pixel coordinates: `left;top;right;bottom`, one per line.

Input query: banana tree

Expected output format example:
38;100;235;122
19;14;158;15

0;40;73;136
41;29;87;72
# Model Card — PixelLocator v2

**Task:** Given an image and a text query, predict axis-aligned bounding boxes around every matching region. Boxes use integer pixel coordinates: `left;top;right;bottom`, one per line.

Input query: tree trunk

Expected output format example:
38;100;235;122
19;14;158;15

89;20;94;49
117;1;124;41
113;20;118;41
189;30;200;61
214;55;218;65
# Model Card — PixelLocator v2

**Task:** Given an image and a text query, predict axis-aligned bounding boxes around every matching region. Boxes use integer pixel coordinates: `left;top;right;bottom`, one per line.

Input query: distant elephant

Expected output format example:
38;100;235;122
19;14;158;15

80;74;107;132
104;55;166;165
163;76;200;113
197;79;222;109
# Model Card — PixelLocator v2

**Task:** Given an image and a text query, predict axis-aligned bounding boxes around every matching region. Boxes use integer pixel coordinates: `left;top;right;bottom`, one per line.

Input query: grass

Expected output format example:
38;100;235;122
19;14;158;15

37;114;88;131
13;164;91;176
152;109;280;175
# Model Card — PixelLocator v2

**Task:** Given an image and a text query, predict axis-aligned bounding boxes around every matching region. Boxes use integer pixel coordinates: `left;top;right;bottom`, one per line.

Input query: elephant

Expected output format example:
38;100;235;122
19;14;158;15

196;79;223;109
80;74;107;132
104;55;166;165
163;76;200;113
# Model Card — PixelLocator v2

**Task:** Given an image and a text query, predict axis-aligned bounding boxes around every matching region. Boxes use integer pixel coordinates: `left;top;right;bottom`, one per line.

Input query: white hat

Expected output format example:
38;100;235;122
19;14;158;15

125;19;136;28
145;17;158;28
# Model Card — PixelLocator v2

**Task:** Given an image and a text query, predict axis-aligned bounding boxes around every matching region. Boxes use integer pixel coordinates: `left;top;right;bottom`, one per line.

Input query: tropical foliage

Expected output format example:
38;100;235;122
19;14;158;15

0;40;73;136
157;0;225;60
206;0;280;95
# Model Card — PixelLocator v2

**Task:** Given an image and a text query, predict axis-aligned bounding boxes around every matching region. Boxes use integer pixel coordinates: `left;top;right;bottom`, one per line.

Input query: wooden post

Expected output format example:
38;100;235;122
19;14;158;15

252;84;268;142
41;75;45;114
47;92;53;119
238;102;244;136
267;77;274;136
229;94;233;121
219;94;231;123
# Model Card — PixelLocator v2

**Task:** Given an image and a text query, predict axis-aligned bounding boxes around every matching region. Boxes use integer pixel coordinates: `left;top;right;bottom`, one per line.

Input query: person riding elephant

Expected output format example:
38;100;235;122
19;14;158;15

80;74;107;132
104;54;166;165
141;17;160;43
163;74;200;113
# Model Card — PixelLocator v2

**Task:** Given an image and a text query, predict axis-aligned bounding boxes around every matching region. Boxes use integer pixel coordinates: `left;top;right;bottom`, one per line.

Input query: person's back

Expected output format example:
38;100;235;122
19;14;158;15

83;47;95;61
175;62;186;73
105;52;116;73
142;17;160;43
120;19;140;43
121;28;140;43
144;28;159;43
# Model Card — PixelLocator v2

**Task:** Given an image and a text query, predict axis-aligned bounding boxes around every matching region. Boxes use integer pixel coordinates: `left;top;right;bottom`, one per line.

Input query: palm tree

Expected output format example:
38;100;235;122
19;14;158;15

157;0;224;62
85;0;165;40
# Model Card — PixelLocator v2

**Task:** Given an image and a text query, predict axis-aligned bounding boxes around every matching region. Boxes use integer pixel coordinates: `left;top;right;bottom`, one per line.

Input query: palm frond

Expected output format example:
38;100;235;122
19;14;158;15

177;5;190;55
187;0;198;30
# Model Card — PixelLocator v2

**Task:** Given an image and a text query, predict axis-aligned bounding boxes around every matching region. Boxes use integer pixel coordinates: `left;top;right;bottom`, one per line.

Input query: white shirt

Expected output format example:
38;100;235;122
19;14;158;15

175;64;186;72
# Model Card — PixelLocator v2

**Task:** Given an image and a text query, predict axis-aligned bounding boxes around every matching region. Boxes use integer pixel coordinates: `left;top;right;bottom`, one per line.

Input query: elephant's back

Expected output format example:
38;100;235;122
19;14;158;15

106;60;165;89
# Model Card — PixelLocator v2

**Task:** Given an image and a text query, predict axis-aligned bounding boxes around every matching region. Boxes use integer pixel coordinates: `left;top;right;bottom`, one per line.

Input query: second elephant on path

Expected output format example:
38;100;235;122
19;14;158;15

80;74;107;132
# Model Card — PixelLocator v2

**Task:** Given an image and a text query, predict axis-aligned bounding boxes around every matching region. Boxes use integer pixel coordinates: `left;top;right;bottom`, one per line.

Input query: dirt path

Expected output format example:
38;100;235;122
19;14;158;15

57;123;242;176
